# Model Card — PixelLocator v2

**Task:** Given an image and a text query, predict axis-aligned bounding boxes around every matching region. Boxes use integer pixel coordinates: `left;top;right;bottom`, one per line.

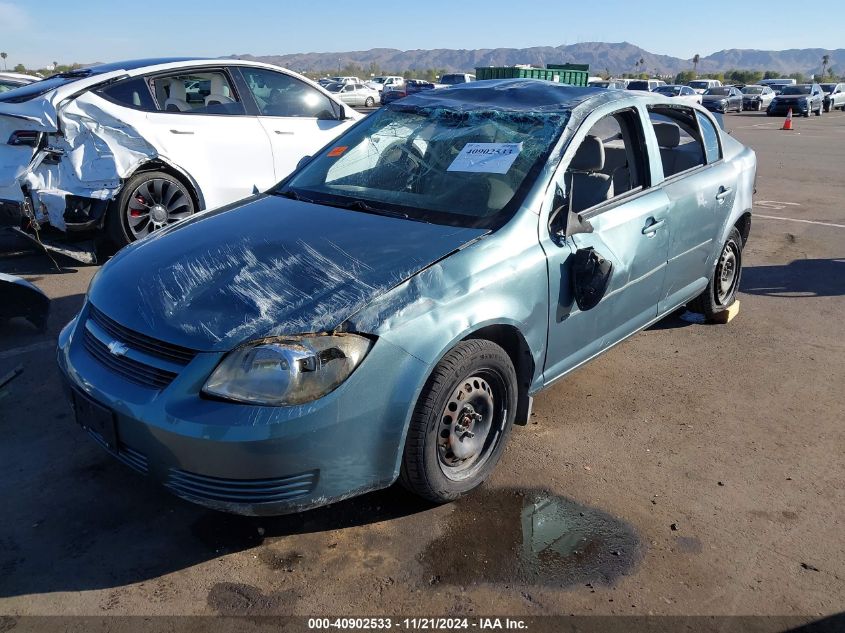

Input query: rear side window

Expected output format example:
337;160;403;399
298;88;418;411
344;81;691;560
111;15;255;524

150;71;245;115
696;112;721;163
647;106;706;178
96;78;157;111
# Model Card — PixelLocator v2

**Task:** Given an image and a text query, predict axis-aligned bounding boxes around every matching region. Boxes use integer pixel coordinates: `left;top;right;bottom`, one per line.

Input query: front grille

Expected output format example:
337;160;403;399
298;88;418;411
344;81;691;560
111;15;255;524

85;428;149;475
83;327;177;389
165;468;318;504
88;304;197;365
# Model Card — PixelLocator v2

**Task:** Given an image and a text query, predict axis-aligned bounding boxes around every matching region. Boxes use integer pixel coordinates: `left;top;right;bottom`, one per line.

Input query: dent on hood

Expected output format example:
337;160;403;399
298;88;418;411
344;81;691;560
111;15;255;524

0;91;156;231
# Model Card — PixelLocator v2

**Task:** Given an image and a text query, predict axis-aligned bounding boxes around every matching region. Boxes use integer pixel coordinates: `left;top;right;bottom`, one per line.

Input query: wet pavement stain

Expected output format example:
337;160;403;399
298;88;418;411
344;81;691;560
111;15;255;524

420;488;642;588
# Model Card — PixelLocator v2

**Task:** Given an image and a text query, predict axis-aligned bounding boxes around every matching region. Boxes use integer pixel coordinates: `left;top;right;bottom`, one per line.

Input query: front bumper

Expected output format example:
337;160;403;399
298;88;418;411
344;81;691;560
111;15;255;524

742;99;764;110
768;101;810;115
703;101;729;113
57;305;430;516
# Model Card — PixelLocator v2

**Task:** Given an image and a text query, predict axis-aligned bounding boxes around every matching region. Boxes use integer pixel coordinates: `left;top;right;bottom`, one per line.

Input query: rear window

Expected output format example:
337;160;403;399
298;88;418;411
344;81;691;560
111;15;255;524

627;81;649;90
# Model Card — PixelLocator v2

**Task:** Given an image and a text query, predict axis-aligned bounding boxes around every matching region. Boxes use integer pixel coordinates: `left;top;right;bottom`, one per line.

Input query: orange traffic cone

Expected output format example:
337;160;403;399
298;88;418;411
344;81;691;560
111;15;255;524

782;108;794;131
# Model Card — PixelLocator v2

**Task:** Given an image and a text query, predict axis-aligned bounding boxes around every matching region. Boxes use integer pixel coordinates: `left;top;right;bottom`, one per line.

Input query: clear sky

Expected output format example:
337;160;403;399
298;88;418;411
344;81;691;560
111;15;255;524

1;0;842;68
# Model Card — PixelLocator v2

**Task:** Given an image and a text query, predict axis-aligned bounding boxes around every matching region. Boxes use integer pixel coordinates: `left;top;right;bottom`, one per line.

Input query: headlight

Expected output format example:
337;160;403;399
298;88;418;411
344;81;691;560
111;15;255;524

203;334;374;406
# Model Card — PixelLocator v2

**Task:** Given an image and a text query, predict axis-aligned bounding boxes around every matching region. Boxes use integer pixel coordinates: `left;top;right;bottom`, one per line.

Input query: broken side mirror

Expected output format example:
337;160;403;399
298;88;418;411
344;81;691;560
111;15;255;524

550;182;594;239
571;247;612;311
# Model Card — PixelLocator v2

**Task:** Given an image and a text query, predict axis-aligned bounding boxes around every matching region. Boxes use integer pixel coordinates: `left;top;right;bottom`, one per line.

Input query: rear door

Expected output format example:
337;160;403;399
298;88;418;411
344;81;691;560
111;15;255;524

141;67;274;210
542;106;671;381
236;66;355;181
647;105;736;312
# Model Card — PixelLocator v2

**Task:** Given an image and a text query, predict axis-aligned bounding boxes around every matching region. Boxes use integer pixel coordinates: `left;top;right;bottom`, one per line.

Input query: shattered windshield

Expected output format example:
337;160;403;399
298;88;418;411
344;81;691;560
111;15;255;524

277;105;567;229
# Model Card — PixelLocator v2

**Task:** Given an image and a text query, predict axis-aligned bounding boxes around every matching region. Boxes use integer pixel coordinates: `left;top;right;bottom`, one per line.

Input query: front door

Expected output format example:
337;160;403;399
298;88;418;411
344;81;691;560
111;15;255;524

542;107;671;383
238;67;355;180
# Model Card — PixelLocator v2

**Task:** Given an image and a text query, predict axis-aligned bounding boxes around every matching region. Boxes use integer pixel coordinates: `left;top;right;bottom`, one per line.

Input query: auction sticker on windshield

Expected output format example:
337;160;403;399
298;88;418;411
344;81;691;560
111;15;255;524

447;142;523;174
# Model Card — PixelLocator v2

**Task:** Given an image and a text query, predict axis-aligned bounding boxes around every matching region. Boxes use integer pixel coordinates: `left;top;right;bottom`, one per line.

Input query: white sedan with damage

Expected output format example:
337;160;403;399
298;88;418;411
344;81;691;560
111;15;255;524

0;58;360;246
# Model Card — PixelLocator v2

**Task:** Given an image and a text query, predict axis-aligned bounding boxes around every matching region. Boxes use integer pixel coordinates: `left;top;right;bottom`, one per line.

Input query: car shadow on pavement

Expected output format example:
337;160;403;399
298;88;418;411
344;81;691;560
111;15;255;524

742;258;845;298
0;428;436;599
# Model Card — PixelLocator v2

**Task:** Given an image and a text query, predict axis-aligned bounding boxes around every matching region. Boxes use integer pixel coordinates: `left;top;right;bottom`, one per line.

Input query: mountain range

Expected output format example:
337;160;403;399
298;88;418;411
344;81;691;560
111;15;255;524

231;42;844;77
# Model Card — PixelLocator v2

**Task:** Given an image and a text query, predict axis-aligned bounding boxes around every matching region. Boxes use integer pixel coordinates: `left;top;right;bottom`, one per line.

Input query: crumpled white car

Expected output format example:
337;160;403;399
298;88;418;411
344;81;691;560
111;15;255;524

0;58;360;246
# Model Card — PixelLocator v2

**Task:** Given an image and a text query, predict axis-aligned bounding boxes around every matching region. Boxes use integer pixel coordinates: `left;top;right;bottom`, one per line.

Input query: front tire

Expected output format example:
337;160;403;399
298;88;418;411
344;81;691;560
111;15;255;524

399;340;517;503
364;97;375;107
688;227;743;321
107;171;195;247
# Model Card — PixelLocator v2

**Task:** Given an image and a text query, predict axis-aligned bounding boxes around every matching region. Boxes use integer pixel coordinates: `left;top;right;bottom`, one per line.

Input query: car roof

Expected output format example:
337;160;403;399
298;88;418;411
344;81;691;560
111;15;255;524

396;79;649;114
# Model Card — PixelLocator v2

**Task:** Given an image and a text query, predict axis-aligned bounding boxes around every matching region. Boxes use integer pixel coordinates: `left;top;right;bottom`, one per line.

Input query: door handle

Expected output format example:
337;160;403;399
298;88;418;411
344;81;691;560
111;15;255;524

716;186;733;201
169;129;194;135
274;130;295;135
642;218;665;235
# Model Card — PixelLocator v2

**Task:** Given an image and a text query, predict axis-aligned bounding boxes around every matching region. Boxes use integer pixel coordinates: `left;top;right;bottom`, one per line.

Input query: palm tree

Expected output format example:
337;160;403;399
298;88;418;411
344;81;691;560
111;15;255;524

0;52;7;70
693;54;700;77
822;54;830;77
639;57;646;75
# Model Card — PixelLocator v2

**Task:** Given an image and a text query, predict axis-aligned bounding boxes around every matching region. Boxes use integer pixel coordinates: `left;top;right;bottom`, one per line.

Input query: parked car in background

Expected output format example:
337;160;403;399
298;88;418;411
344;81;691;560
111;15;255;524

0;72;40;94
366;76;404;93
653;84;702;104
767;83;824;117
701;86;743;113
820;83;845;112
740;85;775;111
589;79;627;89
687;79;722;94
440;73;476;85
405;79;437;95
380;86;407;104
0;58;359;247
627;79;666;91
58;80;756;516
760;78;796;94
329;76;361;85
327;82;380;107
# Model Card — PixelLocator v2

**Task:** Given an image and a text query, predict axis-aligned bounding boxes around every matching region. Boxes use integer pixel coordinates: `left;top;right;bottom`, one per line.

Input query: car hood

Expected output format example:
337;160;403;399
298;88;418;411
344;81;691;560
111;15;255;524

774;94;810;100
88;194;487;351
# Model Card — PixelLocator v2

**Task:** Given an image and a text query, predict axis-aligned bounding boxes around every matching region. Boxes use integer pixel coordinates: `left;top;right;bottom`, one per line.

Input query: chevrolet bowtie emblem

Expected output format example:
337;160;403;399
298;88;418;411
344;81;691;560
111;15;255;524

107;340;129;357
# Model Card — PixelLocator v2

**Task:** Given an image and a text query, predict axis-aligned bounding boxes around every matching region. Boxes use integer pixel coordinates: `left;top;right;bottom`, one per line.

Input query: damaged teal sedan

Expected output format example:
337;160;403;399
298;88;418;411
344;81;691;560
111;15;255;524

58;80;756;515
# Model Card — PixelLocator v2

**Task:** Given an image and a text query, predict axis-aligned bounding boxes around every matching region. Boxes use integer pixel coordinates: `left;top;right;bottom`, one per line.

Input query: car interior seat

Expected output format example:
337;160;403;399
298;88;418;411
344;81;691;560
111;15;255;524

653;122;702;177
567;135;614;212
205;76;235;106
164;81;190;112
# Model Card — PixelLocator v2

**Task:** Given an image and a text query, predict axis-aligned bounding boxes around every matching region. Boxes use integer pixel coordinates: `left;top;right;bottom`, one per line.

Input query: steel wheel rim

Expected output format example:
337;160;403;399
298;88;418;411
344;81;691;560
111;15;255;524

126;178;192;239
716;241;739;304
437;370;507;481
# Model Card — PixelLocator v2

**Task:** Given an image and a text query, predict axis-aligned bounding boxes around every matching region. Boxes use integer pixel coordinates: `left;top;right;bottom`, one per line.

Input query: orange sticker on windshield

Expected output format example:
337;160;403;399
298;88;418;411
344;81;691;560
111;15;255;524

327;146;348;157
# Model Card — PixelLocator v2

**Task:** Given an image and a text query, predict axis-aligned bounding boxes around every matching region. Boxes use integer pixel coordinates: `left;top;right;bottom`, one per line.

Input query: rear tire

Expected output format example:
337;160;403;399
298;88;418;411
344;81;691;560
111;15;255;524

688;227;743;321
399;340;517;503
364;97;375;107
107;171;195;248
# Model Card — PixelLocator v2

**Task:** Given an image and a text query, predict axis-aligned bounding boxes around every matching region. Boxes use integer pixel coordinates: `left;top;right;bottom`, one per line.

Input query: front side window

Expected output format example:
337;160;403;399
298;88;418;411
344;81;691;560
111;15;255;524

151;71;244;115
549;108;648;226
279;105;567;229
242;68;337;118
647;106;706;178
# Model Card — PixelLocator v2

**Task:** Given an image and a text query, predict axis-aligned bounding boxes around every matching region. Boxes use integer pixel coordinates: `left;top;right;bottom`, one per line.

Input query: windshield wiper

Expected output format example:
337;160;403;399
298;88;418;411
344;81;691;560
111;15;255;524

330;199;415;221
272;189;314;203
